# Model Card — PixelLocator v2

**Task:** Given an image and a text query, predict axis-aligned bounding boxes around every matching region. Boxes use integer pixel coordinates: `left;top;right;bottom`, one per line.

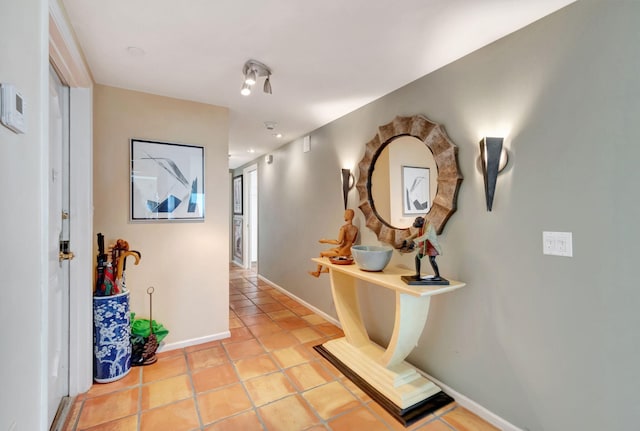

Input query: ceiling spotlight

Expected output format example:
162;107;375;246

241;59;273;96
244;69;257;86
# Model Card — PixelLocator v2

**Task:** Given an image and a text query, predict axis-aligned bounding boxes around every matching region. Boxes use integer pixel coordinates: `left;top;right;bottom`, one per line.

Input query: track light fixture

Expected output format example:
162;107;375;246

241;59;272;96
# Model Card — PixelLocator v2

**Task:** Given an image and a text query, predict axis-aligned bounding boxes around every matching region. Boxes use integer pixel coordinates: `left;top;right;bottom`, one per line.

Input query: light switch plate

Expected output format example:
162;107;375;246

303;135;310;153
543;231;573;257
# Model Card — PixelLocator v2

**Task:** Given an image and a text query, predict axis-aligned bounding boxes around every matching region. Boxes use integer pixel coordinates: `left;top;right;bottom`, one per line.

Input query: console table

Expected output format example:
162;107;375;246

311;257;466;426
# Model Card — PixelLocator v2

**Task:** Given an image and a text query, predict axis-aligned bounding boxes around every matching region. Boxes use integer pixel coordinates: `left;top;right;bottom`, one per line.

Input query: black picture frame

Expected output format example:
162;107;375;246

233;175;243;215
130;139;205;221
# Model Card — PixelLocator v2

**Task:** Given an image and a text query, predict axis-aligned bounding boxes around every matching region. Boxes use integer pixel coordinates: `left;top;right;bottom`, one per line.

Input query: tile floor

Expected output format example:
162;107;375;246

63;265;499;431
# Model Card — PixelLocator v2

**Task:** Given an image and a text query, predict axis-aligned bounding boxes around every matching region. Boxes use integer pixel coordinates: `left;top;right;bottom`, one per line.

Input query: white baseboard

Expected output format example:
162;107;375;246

417;370;523;431
157;330;231;352
257;274;342;328
257;275;520;431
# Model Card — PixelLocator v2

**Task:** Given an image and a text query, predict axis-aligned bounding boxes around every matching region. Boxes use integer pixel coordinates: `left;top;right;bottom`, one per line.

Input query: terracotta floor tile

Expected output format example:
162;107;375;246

367;400;434;431
257;331;300;351
302;381;361;420
302;314;327;325
235;305;262;316
290;327;324;343
271;345;312;368
86;368;140;398
81;414;138;431
76;387;138;429
63;397;83;430
230;299;254;309
142;354;187;383
156;348;187;359
139;398;200;431
141;374;193;410
248;321;282;337
258;395;319;431
197;383;253;425
234;353;280;380
229;293;245;301
433;401;457;417
224;338;266;360
414;419;454;431
187;345;228;371
267;310;296;320
244;372;297;406
257;302;287;313
203;410;263;431
229;317;244;329
315;323;344;337
239;314;273;326
328;406;389;431
192;362;238;393
276;316;309;331
251;296;277;305
340;377;371;402
290;305;314;316
243;291;272;299
441;407;500;431
285;361;335;391
184;341;221;354
223;326;255;343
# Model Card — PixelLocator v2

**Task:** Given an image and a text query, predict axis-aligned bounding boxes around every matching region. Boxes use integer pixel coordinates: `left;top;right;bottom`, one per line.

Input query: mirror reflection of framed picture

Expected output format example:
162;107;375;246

402;165;430;216
233;175;243;215
233;216;243;262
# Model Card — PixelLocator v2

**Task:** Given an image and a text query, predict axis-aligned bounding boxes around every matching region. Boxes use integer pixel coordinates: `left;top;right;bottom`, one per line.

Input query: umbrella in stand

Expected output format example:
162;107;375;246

115;250;141;293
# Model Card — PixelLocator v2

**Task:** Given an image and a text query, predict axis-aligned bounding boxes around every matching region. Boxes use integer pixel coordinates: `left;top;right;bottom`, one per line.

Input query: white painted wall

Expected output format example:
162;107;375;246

0;0;48;429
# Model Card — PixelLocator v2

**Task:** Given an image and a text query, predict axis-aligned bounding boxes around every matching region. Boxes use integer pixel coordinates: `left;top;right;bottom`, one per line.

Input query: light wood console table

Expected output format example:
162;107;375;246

312;257;466;426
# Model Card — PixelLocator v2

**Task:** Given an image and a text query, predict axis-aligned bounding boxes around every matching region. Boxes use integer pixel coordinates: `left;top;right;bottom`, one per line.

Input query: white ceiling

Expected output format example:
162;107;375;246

62;0;574;169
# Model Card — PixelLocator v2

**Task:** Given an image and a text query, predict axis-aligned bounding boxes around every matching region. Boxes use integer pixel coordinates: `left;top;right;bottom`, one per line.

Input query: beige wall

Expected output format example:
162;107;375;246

93;85;230;346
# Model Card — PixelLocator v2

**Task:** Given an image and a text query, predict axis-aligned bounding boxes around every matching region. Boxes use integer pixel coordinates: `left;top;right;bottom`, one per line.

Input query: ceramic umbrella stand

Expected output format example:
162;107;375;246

93;290;132;382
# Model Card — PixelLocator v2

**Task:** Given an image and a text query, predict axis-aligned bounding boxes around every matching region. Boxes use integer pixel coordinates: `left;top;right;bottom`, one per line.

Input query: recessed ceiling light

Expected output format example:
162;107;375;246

126;46;146;57
248;148;255;153
274;133;283;138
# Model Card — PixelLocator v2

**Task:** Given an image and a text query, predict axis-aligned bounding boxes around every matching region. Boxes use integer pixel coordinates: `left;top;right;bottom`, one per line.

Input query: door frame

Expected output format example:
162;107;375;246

242;164;258;269
49;1;93;398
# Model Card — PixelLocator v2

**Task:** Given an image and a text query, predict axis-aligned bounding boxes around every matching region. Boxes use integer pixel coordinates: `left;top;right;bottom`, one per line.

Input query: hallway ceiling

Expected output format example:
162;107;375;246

62;0;574;168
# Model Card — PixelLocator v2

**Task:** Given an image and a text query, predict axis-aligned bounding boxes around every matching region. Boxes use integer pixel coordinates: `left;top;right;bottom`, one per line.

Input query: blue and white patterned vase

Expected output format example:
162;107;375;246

93;291;132;383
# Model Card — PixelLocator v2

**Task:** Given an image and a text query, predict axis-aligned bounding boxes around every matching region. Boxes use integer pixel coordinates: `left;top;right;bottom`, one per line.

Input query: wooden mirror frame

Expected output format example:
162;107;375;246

356;115;463;248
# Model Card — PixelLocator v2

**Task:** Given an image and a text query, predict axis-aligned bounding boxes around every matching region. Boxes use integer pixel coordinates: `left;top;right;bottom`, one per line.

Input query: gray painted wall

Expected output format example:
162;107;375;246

237;2;640;429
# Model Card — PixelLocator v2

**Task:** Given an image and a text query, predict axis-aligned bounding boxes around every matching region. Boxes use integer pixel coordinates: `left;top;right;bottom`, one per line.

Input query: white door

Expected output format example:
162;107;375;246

243;165;258;269
48;65;71;426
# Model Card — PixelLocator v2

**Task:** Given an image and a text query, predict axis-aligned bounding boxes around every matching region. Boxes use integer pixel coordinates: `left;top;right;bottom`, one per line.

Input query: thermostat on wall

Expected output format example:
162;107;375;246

1;83;26;134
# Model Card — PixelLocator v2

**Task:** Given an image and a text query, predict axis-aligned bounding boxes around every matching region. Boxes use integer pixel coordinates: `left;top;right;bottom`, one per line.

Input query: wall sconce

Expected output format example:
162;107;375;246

241;59;272;96
479;137;509;211
341;168;355;210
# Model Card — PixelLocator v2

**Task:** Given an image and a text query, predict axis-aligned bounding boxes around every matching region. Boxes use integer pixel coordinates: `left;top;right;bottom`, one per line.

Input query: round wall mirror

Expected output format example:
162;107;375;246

356;115;463;248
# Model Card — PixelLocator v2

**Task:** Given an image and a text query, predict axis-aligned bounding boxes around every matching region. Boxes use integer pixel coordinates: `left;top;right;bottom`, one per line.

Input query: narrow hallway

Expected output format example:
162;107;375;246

62;265;496;430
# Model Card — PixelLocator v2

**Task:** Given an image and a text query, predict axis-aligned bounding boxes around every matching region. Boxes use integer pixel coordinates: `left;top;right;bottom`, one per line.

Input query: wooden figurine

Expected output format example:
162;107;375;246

309;209;359;277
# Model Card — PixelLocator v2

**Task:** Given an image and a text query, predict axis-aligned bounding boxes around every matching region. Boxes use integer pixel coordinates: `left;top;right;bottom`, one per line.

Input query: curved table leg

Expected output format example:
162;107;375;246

329;269;369;347
381;293;431;367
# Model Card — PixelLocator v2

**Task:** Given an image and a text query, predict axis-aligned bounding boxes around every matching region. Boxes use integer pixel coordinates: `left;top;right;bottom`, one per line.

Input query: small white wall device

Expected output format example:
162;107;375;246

1;83;27;134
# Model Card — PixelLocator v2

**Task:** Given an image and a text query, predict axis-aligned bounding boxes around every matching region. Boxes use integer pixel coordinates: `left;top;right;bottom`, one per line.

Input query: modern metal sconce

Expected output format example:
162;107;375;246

341;168;355;210
479;137;508;211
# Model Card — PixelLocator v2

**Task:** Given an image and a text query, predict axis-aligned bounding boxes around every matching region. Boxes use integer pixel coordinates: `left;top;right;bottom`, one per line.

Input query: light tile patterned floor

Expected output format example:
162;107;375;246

63;264;499;431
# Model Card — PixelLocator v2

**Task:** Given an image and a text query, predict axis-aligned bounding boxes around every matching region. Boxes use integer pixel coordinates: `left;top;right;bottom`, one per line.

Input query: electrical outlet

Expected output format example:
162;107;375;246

543;231;573;257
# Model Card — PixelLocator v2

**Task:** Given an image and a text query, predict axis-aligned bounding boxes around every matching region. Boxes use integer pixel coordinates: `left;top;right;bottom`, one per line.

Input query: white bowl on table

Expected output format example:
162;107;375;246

351;245;393;272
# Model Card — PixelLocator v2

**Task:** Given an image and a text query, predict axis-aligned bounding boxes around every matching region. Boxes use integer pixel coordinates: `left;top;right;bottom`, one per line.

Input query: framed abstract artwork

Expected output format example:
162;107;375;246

402;165;430;216
233;216;243;262
233;175;243;215
130;139;205;221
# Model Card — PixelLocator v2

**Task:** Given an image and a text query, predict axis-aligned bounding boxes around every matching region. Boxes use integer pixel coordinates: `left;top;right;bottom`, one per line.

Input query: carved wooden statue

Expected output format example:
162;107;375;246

399;216;449;285
309;209;359;277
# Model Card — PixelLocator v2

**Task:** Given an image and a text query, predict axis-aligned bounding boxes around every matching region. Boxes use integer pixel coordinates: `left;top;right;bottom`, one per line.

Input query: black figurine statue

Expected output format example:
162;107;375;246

400;216;449;286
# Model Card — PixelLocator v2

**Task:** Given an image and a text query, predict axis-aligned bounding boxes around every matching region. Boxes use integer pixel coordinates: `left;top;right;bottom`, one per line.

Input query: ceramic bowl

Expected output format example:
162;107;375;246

351;245;393;271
